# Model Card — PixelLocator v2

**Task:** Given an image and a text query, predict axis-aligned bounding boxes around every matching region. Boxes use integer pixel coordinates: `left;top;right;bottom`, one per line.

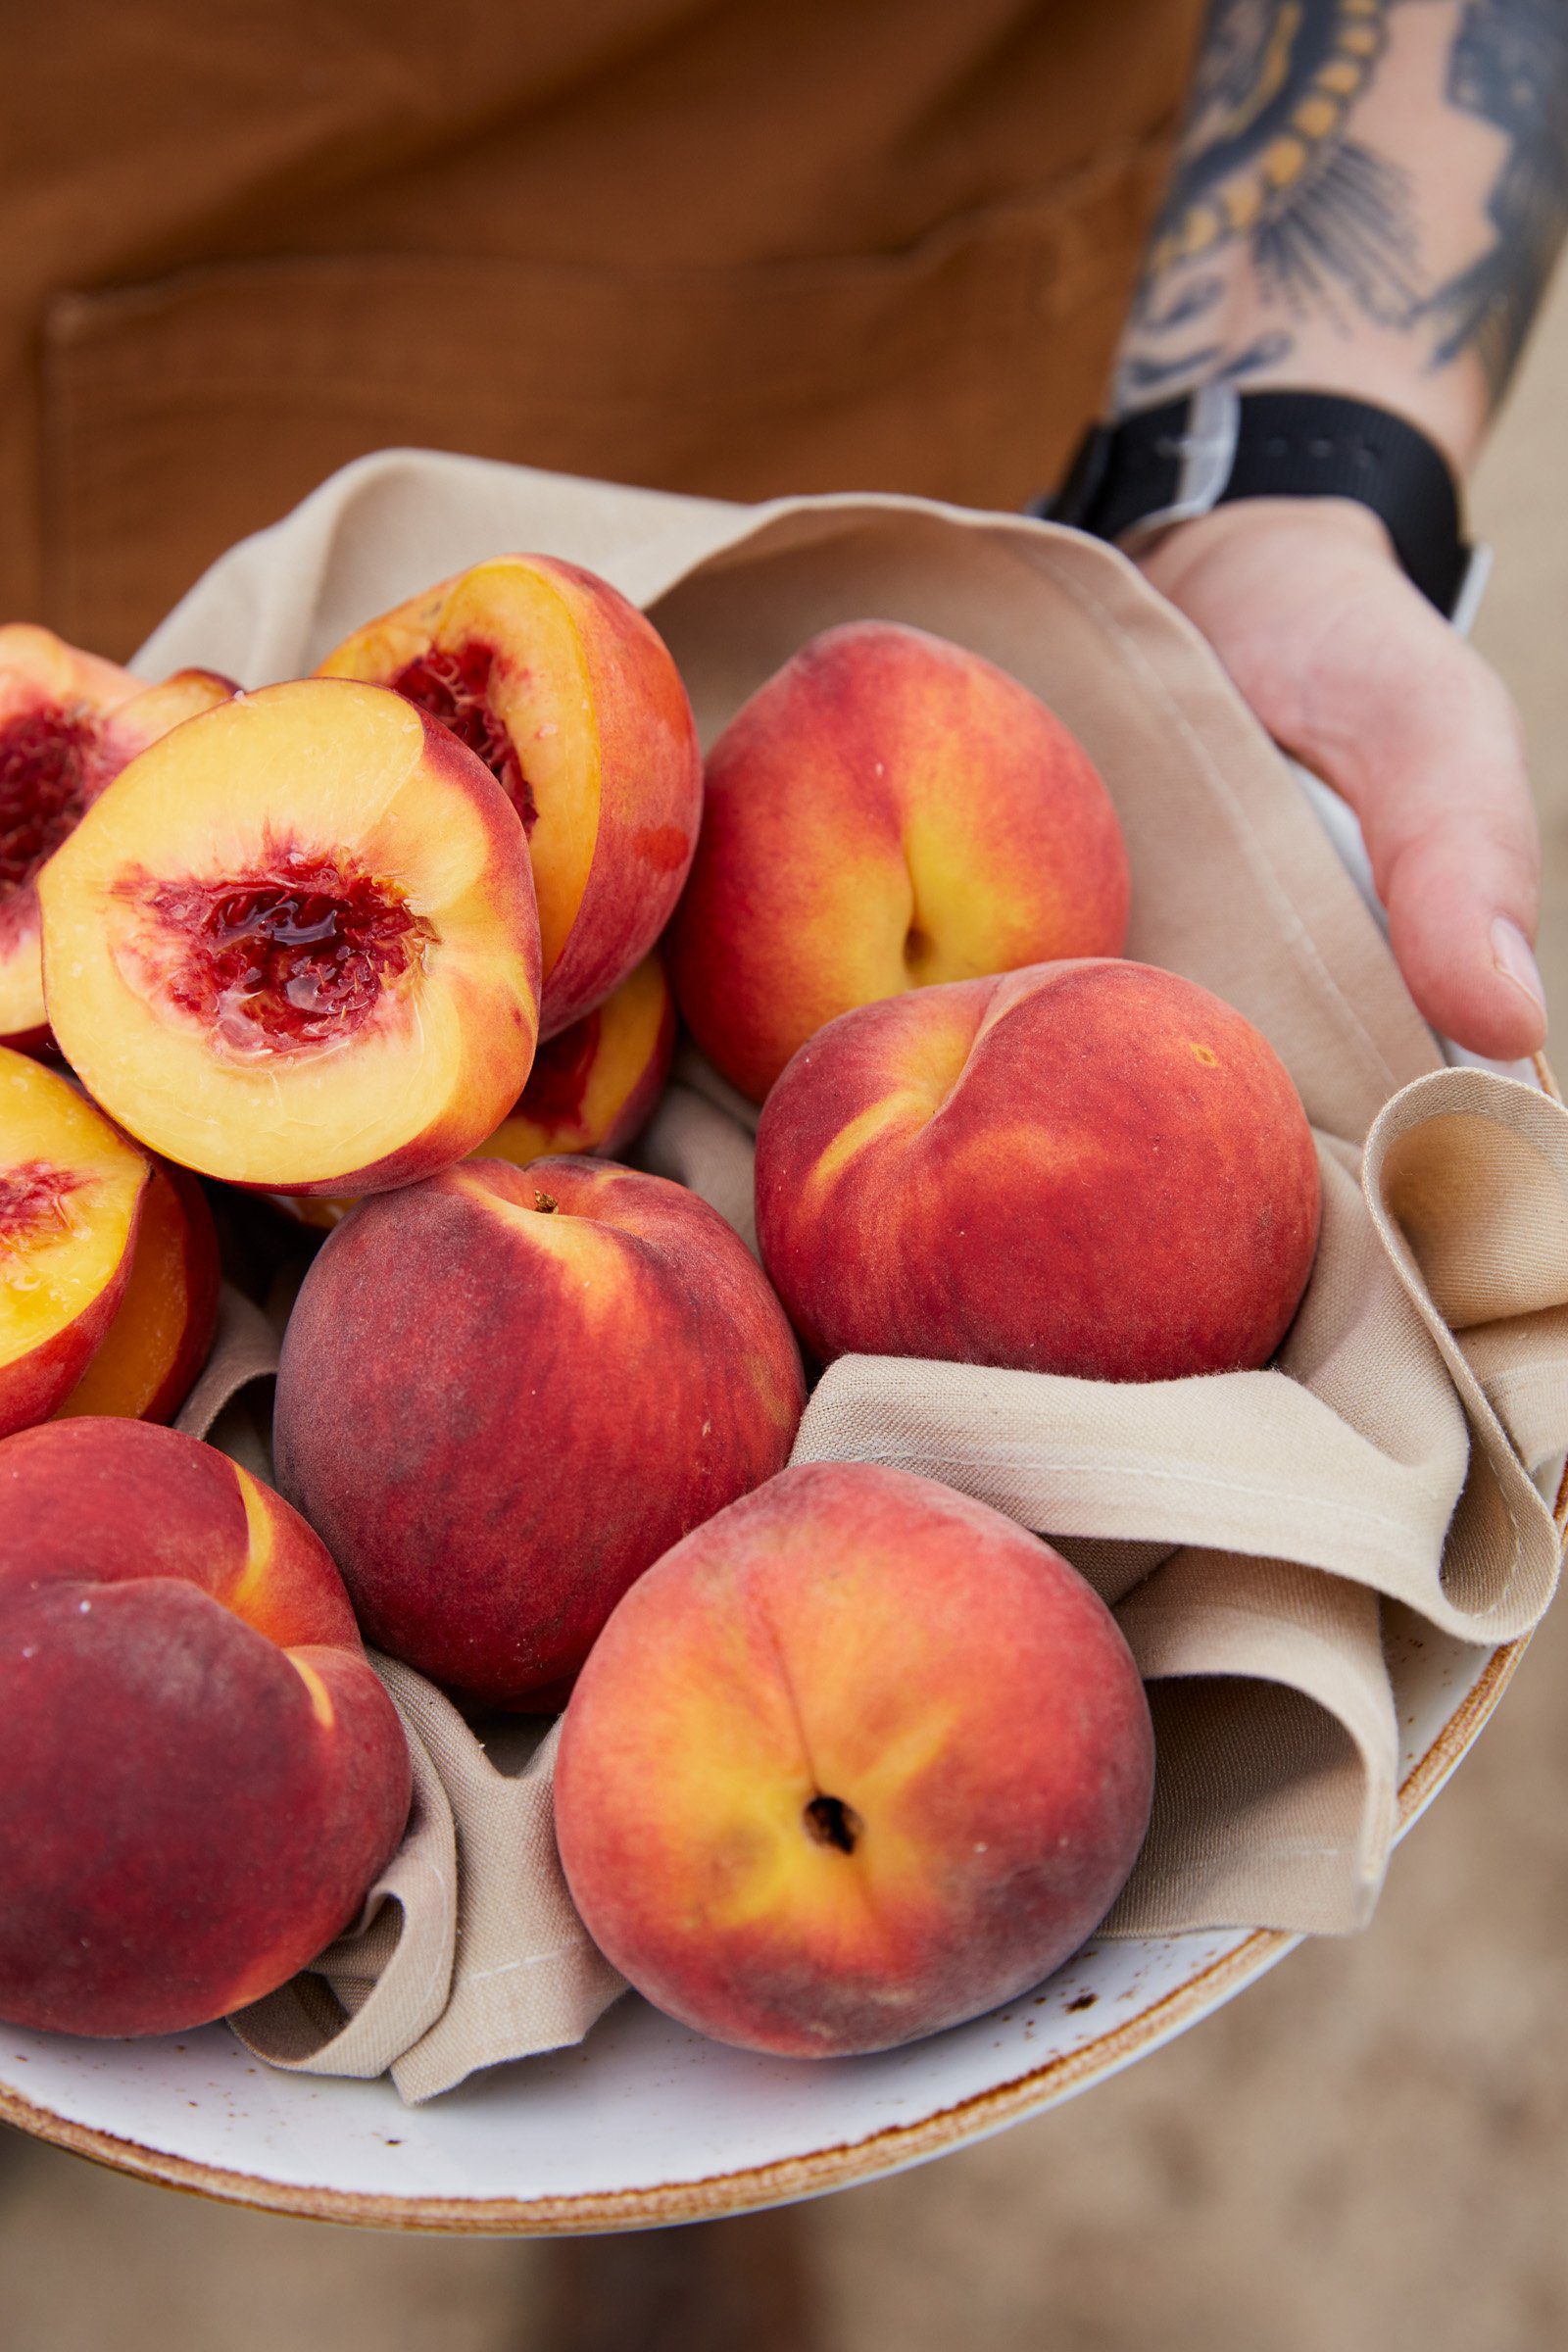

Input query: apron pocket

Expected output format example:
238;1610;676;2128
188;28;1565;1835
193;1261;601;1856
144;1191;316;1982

41;150;1166;658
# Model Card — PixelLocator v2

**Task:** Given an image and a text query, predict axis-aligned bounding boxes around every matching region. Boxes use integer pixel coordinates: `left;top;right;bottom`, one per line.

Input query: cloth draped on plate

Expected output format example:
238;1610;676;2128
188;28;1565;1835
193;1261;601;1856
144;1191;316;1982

148;451;1568;2102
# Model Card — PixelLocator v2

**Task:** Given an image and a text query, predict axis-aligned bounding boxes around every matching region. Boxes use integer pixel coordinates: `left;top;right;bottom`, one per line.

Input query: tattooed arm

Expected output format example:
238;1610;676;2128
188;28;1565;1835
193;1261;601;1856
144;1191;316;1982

1117;0;1568;1056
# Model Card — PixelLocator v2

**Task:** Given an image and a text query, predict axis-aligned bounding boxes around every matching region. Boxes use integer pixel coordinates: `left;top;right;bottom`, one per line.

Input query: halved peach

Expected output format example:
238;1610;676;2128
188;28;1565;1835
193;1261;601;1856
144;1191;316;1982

37;677;541;1195
53;1161;220;1423
0;1045;150;1435
1;626;232;1050
318;557;702;1038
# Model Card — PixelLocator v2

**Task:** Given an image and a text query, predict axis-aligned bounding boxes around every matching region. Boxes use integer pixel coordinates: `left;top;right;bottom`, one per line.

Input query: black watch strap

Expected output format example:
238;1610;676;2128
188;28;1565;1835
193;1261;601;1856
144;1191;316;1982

1040;386;1473;618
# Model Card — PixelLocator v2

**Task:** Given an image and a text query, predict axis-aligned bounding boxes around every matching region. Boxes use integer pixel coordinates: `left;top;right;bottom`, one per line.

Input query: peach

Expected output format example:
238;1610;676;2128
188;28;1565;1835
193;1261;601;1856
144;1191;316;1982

0;626;232;1049
318;556;702;1037
756;959;1321;1382
1;1046;150;1437
0;1417;411;2037
53;1160;220;1424
273;1158;806;1708
667;621;1130;1101
480;949;676;1169
555;1461;1153;2059
266;950;676;1234
37;677;541;1196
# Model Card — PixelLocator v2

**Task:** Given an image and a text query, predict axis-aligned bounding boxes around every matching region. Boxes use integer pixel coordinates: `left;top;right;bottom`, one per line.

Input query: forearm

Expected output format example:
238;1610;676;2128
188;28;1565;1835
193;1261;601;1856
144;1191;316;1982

1119;0;1568;472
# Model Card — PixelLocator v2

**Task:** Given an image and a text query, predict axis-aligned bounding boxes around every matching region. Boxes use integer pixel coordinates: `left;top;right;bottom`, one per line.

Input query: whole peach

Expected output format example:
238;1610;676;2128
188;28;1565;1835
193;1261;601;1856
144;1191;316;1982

756;958;1321;1380
273;1158;807;1707
556;1461;1154;2058
668;621;1129;1101
0;1418;410;2037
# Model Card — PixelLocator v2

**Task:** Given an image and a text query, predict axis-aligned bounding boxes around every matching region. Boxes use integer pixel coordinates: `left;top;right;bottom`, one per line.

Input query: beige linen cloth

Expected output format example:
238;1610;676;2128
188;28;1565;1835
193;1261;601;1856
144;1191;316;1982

151;453;1568;2101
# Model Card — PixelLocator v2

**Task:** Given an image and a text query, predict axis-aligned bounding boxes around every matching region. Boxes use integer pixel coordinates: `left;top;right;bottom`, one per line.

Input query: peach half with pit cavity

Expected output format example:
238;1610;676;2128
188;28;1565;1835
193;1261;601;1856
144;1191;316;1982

318;556;702;1039
37;678;542;1196
0;625;232;1050
1;1045;150;1436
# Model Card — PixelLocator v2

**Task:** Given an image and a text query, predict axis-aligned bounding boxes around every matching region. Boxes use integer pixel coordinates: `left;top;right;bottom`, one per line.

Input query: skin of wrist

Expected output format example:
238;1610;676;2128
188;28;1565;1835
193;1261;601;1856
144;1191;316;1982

1130;497;1399;601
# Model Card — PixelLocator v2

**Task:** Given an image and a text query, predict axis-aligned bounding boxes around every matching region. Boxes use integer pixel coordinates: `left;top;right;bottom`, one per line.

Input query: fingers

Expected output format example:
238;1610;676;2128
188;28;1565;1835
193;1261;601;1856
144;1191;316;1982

1287;577;1545;1060
1142;504;1547;1062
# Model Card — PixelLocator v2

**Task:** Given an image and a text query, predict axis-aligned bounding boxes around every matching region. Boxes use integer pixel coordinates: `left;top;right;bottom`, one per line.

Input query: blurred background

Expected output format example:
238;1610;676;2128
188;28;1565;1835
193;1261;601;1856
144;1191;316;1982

2;233;1566;2352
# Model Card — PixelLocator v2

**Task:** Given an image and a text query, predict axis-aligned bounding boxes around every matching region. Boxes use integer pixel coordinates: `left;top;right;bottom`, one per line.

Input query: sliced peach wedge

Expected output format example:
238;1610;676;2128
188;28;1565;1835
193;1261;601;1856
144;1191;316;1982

37;678;541;1196
53;1159;220;1423
485;948;675;1167
269;947;676;1233
1;625;233;1050
1;1046;150;1436
317;556;702;1039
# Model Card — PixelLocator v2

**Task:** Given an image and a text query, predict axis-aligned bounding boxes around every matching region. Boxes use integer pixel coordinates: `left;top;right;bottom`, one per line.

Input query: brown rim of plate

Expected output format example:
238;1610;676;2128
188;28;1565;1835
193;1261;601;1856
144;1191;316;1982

3;1054;1562;2234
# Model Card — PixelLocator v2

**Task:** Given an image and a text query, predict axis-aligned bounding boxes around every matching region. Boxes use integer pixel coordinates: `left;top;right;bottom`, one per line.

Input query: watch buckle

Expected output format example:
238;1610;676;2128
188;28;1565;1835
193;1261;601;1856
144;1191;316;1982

1119;379;1242;548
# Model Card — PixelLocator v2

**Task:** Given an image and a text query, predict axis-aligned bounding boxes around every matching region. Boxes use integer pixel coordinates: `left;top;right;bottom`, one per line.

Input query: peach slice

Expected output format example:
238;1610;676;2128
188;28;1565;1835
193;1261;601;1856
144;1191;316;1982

267;949;678;1235
0;1417;412;2037
0;1046;150;1436
37;677;542;1195
1;626;232;1050
483;949;676;1169
318;556;702;1038
53;1161;220;1424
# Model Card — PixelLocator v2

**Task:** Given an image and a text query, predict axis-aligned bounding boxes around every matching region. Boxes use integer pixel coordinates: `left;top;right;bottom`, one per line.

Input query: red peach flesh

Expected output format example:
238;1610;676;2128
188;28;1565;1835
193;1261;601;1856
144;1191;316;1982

113;846;435;1061
390;643;538;834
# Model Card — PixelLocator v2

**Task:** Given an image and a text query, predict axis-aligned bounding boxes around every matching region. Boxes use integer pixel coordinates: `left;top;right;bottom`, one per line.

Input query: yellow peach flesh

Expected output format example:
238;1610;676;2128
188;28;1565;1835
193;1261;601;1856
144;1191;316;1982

52;1161;215;1422
436;563;600;978
0;1048;148;1397
1;628;149;1044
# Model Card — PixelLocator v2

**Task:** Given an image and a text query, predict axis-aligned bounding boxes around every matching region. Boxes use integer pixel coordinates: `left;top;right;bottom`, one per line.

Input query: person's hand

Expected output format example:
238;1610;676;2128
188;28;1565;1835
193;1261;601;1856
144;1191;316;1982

1135;498;1546;1062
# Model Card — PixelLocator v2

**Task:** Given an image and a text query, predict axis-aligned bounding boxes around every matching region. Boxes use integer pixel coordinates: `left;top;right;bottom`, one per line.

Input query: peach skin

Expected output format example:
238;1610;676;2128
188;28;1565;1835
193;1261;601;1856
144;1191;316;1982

1;1046;150;1437
667;620;1130;1101
555;1460;1154;2059
37;677;541;1196
755;959;1321;1381
52;1160;220;1424
273;1157;806;1708
318;556;702;1037
0;626;232;1049
0;1417;411;2037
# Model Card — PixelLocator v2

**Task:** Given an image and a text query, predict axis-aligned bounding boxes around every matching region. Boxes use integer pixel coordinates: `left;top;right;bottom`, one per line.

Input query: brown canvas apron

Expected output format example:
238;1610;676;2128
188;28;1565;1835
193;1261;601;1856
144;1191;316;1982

3;1;1202;658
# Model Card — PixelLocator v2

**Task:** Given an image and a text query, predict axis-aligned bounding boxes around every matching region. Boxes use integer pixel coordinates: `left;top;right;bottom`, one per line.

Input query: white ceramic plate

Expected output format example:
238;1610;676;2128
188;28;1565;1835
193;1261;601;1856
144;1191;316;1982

0;1606;1537;2233
2;681;1553;2227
